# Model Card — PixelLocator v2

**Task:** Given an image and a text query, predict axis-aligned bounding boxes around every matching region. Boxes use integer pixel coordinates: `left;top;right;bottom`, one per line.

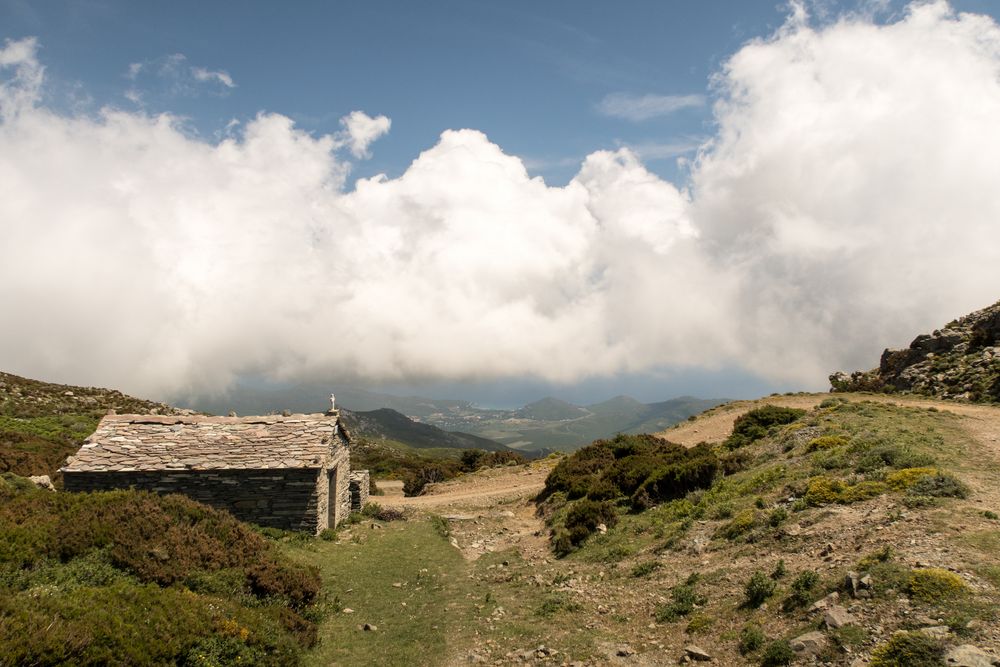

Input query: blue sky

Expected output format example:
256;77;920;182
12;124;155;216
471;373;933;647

2;1;1000;408
11;0;990;186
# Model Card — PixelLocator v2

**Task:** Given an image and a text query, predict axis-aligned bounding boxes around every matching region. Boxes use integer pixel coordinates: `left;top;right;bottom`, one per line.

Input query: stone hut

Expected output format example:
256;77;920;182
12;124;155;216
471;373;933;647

61;408;362;534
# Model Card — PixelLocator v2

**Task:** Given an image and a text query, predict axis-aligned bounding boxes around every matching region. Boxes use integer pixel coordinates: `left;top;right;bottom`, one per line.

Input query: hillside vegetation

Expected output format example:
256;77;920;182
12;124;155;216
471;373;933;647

0;478;321;666
0;371;177;483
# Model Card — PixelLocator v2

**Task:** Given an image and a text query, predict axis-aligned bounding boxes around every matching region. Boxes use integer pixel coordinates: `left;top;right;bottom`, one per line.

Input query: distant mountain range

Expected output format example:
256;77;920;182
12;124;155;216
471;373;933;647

189;384;728;452
339;407;520;454
441;394;730;451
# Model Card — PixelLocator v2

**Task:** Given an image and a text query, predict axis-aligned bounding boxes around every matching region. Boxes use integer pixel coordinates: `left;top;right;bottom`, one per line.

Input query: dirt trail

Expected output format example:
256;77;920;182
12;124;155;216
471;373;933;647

657;392;1000;448
377;461;556;562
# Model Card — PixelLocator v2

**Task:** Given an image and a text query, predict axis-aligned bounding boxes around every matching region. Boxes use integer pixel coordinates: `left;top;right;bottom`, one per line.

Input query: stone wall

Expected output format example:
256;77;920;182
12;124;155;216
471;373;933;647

349;470;370;511
314;449;351;532
63;468;323;532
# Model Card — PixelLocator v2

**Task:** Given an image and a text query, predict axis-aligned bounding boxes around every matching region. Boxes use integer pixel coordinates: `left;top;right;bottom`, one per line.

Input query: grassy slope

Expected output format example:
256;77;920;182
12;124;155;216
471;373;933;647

535;397;1000;664
287;517;605;666
0;480;320;666
286;519;470;666
0;371;175;483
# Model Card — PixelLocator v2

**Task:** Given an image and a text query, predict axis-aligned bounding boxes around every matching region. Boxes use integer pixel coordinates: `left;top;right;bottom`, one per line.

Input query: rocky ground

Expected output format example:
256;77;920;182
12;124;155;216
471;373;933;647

830;299;1000;403
375;393;1000;666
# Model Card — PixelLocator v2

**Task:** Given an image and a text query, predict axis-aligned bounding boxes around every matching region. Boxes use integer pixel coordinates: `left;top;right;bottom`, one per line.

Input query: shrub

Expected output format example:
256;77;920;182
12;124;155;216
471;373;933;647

551;499;618;556
0;488;319;607
768;507;788;527
739;623;766;655
631;561;661;578
906;568;968;603
759;639;794;667
855;445;935;473
655;578;706;622
725;406;805;449
806;435;849;452
804;476;886;505
402;464;447;496
869;631;945;667
715;509;758;540
771;559;787;580
743;570;776;609
857;545;894;570
884;467;938;491
536;593;581;617
539;434;718;533
361;502;406;522
685;613;713;634
783;570;820;610
907;472;969;499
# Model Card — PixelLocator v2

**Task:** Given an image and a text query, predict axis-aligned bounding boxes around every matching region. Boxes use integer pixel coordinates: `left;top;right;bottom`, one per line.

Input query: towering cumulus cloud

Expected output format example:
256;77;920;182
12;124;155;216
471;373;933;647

1;1;999;399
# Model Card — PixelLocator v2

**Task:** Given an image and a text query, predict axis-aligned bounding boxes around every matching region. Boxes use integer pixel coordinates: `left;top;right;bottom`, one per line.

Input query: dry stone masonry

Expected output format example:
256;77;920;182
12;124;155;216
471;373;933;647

61;409;367;533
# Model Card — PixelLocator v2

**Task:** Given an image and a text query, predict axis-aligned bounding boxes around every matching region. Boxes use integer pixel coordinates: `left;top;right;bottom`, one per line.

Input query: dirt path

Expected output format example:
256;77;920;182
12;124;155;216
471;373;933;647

657;392;1000;450
377;460;556;562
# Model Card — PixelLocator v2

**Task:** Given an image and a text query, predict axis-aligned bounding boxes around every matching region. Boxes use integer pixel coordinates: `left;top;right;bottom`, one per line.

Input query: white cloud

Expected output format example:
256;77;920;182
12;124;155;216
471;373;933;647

596;92;705;121
191;66;235;89
124;53;236;100
337;110;390;158
0;37;42;117
1;1;1000;401
625;139;704;161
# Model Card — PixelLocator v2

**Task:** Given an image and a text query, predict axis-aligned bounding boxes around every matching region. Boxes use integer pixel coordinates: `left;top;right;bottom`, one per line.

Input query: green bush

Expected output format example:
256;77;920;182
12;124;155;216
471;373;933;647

906;568;967;603
855;444;935;473
725;406;805;450
685;613;714;634
806;435;849;452
869;631;945;667
804;476;886;505
551;499;618;556
907;472;969;499
783;570;820;610
538;434;718;511
759;639;794;666
655;576;705;622
0;579;305;666
743;570;776;609
715;509;758;540
630;561;661;578
0;485;319;665
402;464;448;496
738;623;766;655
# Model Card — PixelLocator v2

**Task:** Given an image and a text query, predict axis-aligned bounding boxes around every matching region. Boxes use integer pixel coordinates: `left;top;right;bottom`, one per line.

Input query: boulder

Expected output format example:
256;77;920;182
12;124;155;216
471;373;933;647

29;475;55;491
810;591;840;612
920;625;952;640
823;605;856;629
684;645;712;661
945;645;1000;667
790;631;826;657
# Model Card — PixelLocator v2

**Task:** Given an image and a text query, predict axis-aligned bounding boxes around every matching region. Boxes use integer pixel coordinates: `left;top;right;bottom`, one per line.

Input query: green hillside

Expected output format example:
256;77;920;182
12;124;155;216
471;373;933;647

340;407;514;452
0;371;177;483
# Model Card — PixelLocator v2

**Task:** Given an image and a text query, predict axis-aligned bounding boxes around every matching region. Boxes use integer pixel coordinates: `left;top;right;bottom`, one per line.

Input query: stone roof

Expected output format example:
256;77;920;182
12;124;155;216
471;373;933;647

62;412;346;473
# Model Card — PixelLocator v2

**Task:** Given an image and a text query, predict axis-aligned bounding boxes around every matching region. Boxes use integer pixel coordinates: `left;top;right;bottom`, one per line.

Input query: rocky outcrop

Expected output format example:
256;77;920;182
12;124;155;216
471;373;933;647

831;299;1000;403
